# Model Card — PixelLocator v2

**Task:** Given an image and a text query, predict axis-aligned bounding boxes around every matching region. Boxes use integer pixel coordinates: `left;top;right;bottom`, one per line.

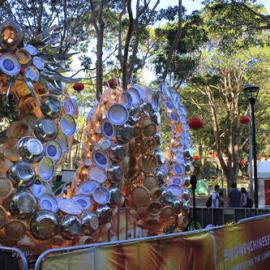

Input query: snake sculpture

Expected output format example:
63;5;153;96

0;21;192;258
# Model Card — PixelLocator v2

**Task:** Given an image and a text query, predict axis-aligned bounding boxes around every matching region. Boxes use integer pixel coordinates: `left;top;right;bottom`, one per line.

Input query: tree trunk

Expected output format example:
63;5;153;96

96;27;104;100
127;25;140;82
122;0;133;90
89;0;105;100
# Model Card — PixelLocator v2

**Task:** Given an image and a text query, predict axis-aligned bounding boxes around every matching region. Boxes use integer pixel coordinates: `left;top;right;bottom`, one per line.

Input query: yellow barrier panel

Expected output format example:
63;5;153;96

42;248;95;270
39;215;270;270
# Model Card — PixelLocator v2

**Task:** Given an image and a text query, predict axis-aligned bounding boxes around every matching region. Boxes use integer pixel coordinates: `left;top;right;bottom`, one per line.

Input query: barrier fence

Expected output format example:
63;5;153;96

34;214;270;270
1;207;270;270
0;246;28;270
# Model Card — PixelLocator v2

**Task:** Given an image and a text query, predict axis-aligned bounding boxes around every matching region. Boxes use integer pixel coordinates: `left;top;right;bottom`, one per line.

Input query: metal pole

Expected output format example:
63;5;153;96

192;186;197;229
250;98;258;208
248;105;253;198
190;175;197;229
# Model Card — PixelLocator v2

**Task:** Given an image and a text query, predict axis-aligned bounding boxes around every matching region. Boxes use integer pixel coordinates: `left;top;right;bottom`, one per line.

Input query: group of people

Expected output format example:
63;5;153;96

207;183;253;208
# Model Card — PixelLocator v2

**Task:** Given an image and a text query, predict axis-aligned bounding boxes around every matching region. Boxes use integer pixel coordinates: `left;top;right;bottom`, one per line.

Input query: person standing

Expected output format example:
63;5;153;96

241;187;248;207
219;190;224;207
228;182;241;207
211;185;222;208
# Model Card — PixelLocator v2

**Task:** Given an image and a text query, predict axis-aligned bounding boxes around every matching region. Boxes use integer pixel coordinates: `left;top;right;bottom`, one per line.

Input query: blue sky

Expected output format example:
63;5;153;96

159;0;270;14
161;0;203;14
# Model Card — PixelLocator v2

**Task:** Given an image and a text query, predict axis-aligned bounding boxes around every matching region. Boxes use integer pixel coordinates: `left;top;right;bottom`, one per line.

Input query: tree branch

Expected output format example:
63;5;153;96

162;0;183;81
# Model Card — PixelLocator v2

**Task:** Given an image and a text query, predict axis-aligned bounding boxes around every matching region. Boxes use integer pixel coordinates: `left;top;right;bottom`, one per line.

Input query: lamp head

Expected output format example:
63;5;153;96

243;84;260;101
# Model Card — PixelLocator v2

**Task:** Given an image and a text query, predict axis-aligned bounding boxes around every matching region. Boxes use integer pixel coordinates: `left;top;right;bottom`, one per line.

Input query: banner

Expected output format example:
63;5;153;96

214;216;270;270
41;215;270;270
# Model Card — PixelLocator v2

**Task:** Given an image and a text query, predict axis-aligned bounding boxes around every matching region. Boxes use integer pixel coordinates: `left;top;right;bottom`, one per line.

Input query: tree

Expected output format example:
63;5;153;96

0;0;92;54
117;0;160;89
183;45;270;188
202;0;270;51
152;9;207;86
151;0;270;187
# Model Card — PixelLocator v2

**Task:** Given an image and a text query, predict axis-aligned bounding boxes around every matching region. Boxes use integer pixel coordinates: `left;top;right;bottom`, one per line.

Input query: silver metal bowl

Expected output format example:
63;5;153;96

8;191;37;218
172;199;183;213
154;149;165;165
154;167;166;184
34;119;57;141
109;187;122;206
110;144;127;161
41;95;61;119
96;205;112;225
81;211;99;234
153;132;161;145
8;161;36;188
17;137;44;163
107;164;122;184
142;123;156;137
161;190;175;204
59;214;82;240
116;124;134;142
128;107;141;125
140;102;154;114
30;210;58;240
150;111;161;125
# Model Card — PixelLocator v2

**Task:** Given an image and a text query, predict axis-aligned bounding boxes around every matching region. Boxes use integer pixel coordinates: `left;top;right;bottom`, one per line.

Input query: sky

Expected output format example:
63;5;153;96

161;0;270;14
162;0;203;13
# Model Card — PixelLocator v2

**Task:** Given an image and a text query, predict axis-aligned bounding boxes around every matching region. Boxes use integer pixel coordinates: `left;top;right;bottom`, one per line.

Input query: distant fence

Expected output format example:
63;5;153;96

190;207;270;227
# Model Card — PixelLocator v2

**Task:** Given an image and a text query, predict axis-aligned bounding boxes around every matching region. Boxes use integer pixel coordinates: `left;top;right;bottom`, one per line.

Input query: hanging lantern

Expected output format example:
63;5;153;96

188;117;204;130
192;155;201;161
240;115;250;124
73;82;84;92
107;78;118;89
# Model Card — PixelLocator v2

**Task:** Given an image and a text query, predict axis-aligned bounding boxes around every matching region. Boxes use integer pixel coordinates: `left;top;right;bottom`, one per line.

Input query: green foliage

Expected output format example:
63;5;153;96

202;0;270;53
152;0;270;184
152;11;207;81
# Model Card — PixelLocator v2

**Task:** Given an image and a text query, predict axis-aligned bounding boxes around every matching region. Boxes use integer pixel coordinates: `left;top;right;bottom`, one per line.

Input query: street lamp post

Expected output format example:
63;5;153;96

248;105;253;198
243;84;260;208
190;174;197;229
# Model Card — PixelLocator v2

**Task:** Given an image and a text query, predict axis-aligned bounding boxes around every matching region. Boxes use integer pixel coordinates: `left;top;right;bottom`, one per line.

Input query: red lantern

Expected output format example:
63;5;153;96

192;155;201;161
240;115;250;124
188;117;204;130
107;78;118;89
73;82;84;92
